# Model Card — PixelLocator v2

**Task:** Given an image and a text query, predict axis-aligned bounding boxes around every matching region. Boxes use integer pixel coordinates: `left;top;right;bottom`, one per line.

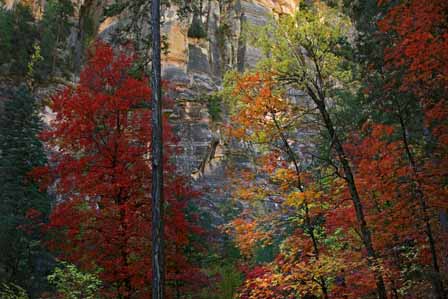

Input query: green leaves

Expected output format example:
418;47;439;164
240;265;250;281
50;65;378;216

48;262;102;299
0;87;52;296
188;13;207;39
206;94;223;122
0;3;38;77
0;283;29;299
38;0;75;77
0;0;75;80
249;3;355;94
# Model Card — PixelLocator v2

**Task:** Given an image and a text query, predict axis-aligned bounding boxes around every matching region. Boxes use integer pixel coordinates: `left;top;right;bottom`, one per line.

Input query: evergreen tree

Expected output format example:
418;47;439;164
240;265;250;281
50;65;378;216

0;3;38;77
0;87;53;297
38;0;74;77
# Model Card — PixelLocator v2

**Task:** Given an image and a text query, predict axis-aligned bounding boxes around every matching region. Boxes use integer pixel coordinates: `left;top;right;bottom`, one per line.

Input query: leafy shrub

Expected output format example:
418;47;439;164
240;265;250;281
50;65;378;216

47;262;102;299
207;94;223;122
0;283;29;299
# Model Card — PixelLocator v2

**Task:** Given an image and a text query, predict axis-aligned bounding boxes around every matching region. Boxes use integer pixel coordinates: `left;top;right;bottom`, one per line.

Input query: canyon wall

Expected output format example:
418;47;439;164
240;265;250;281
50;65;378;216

99;0;300;221
2;0;299;222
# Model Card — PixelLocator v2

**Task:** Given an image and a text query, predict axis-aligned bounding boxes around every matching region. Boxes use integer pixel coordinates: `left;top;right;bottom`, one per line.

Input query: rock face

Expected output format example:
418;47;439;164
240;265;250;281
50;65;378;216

6;0;297;180
157;0;298;177
146;0;298;222
4;0;298;222
164;0;297;221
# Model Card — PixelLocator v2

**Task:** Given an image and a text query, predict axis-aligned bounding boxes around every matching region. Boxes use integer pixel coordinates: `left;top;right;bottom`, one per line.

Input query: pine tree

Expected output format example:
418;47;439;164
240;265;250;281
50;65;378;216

0;87;52;296
0;3;38;77
38;0;74;77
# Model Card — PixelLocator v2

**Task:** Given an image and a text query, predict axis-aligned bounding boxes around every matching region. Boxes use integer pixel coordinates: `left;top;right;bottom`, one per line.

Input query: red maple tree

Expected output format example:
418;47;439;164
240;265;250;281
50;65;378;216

33;43;207;298
378;0;448;97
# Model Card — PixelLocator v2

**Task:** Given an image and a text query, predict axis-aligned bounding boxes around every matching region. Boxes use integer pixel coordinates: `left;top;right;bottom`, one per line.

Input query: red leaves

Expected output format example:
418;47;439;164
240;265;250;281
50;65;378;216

378;0;448;96
335;121;448;296
36;43;206;298
25;208;43;220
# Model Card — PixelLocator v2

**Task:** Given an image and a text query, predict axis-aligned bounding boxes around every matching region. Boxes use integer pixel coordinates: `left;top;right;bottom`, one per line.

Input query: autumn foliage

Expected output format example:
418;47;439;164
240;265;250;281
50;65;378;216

5;0;447;298
224;68;447;297
378;0;448;96
34;43;207;298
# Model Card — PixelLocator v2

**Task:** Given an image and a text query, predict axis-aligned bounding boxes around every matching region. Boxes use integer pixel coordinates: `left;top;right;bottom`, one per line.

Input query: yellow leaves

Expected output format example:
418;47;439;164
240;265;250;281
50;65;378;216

285;191;306;207
237;249;346;299
284;189;323;208
256;277;273;289
237;268;286;299
225;71;294;145
269;167;327;207
272;168;298;191
225;217;272;258
272;168;296;181
280;252;345;296
331;177;347;197
232;170;268;201
285;189;324;207
234;186;267;201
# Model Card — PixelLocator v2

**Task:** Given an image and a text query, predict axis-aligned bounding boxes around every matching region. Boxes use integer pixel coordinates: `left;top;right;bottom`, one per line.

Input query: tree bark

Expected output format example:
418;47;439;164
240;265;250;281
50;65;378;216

305;85;388;299
151;0;164;297
397;114;446;299
271;113;329;299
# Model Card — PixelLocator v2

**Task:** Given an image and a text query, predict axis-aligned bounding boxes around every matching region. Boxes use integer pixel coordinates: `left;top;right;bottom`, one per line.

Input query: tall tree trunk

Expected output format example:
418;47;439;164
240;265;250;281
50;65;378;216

305;85;388;299
120;205;132;299
111;111;133;299
272;113;329;299
397;114;446;299
73;0;89;74
151;0;164;297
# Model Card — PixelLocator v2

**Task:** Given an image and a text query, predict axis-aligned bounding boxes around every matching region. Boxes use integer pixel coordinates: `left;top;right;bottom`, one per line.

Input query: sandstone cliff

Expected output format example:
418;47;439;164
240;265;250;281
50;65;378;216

98;0;300;222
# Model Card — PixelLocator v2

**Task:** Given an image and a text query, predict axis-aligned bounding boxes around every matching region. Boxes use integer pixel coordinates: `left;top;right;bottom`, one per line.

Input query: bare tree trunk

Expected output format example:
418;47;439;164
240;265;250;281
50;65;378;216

305;85;388;299
73;0;90;74
271;114;329;299
397;115;446;299
151;0;164;297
